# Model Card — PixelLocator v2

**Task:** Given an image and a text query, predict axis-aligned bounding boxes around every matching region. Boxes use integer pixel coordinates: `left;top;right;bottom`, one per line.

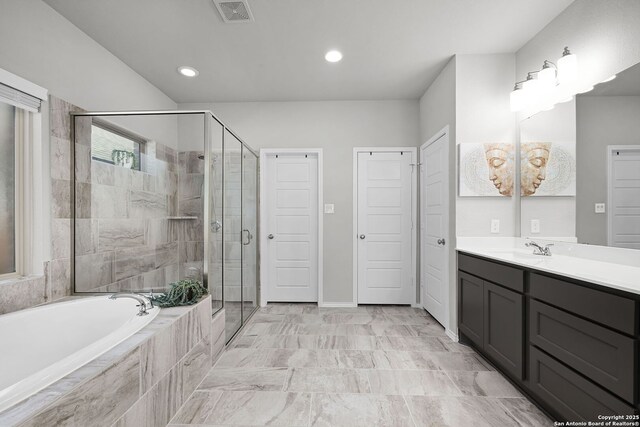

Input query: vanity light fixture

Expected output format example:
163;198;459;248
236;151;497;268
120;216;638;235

510;47;582;114
325;50;343;63
557;47;577;85
177;66;199;77
601;74;617;83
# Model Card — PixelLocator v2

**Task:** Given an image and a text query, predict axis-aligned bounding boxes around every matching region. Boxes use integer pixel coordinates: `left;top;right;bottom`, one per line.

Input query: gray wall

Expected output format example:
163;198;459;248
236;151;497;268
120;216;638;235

0;0;178;314
181;100;420;304
516;0;640;94
455;54;517;238
418;57;457;332
576;95;640;245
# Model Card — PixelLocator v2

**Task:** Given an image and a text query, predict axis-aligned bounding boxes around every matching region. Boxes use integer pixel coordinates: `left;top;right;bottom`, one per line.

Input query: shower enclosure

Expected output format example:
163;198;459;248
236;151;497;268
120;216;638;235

70;110;259;341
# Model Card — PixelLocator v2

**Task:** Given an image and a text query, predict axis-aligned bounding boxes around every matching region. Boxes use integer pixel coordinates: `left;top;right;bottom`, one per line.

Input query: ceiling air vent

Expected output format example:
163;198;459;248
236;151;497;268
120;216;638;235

212;0;254;23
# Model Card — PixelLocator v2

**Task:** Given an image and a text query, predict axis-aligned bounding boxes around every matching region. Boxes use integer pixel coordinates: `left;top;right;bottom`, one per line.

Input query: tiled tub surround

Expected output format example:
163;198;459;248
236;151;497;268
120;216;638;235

0;296;226;427
170;304;551;427
0;296;160;413
0;276;46;315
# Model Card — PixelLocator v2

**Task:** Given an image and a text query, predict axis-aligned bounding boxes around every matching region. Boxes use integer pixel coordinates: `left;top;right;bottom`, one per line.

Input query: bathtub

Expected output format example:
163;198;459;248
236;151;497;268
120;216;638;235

0;296;159;413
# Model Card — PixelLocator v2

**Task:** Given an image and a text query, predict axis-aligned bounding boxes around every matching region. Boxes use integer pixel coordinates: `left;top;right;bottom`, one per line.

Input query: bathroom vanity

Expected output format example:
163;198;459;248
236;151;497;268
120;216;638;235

457;246;640;421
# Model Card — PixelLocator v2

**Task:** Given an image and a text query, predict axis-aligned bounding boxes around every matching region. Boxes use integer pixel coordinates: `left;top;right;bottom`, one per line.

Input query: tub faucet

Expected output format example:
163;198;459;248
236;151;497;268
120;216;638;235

109;292;154;316
525;239;553;256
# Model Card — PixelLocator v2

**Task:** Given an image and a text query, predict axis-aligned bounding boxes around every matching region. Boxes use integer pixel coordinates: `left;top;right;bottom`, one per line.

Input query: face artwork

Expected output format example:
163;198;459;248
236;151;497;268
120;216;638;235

484;143;515;196
521;142;551;196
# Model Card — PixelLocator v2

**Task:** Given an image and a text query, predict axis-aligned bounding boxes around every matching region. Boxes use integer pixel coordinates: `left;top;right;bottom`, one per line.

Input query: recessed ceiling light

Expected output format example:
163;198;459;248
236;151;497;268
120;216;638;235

325;50;343;63
177;66;199;77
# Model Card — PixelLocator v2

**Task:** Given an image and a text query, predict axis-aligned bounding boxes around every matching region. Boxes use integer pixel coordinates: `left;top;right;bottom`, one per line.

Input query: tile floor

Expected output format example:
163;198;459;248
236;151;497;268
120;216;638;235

169;303;552;427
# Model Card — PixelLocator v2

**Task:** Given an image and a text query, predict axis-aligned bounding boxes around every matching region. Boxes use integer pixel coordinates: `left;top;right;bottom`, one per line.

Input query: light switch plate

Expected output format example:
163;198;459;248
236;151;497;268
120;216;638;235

324;204;335;214
531;219;540;234
595;203;606;213
490;219;500;234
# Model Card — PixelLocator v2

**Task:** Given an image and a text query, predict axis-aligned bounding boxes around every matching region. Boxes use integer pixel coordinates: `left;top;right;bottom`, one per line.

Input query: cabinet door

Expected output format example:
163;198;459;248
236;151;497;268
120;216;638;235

483;281;524;379
458;272;484;348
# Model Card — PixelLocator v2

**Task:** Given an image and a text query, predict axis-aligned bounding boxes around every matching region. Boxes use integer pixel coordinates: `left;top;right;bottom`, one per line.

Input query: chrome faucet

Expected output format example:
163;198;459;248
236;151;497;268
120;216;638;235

525;239;553;256
109;292;154;316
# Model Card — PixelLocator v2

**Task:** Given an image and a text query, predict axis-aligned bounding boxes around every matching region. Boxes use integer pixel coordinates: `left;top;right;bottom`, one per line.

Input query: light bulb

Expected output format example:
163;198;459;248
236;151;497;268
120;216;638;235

177;66;199;77
557;48;577;86
538;65;556;88
510;86;525;112
325;50;343;63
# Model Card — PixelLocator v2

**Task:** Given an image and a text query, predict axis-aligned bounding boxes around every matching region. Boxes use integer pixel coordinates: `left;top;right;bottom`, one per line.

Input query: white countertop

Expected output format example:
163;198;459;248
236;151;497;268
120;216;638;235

456;237;640;296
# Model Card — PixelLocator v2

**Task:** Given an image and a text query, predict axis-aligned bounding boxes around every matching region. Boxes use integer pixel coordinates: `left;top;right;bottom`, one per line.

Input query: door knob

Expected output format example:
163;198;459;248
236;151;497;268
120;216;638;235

268;234;274;240
359;234;366;239
437;238;446;246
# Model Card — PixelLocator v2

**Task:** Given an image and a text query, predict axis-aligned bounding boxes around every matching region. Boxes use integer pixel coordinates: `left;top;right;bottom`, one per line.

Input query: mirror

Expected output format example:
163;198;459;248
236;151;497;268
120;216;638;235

520;61;640;250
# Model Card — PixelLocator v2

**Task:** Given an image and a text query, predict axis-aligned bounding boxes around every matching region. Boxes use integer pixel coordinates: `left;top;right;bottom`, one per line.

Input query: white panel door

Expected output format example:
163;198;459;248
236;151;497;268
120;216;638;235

357;151;413;304
609;148;640;249
421;133;449;327
266;154;318;301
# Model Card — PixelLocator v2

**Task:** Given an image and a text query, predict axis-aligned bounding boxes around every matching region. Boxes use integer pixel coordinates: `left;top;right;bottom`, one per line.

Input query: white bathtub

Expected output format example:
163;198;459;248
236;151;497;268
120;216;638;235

0;296;159;413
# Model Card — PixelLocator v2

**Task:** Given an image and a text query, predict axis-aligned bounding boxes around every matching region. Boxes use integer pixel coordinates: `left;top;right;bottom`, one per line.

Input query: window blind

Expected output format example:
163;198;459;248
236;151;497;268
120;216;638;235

0;83;42;112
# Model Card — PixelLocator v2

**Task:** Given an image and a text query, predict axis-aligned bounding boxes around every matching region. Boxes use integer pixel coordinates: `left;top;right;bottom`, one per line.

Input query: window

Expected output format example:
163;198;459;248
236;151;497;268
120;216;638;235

0;68;47;279
91;121;144;171
0;101;16;276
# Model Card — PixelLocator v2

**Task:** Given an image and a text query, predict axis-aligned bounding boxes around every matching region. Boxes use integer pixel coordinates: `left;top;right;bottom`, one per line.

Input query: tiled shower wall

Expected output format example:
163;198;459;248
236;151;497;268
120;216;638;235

73;113;183;293
177;151;205;283
0;97;219;313
223;149;242;304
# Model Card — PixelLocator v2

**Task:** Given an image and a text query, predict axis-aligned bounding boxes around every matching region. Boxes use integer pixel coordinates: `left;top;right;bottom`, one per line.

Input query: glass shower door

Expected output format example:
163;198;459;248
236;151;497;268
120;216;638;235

242;147;258;323
223;130;243;340
208;115;224;314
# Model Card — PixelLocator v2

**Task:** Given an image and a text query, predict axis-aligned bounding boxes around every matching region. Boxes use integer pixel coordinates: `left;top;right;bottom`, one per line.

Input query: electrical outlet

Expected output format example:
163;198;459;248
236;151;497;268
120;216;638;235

324;204;335;214
531;219;540;234
490;219;500;234
595;203;606;214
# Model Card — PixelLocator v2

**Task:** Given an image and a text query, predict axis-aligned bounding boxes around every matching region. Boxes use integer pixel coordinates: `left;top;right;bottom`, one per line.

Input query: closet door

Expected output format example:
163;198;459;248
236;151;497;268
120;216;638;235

356;151;414;304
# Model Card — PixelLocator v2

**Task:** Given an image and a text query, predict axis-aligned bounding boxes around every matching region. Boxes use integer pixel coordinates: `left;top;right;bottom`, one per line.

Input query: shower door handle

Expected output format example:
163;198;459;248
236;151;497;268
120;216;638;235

242;229;253;245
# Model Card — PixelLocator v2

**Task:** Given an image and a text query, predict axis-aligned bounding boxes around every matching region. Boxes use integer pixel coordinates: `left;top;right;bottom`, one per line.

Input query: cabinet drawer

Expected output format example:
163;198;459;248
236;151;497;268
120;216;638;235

458;272;484;348
529;346;636;421
530;273;637;336
530;300;636;403
458;253;524;293
484;281;524;379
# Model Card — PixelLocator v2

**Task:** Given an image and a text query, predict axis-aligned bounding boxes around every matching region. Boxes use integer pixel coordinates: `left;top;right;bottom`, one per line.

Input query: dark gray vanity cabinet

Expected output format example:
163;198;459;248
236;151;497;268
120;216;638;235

458;255;524;380
483;281;524;379
457;252;640;422
458;272;484;348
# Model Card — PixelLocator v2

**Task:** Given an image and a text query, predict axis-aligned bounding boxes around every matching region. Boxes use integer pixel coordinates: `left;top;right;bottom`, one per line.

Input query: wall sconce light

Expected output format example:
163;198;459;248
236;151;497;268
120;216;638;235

510;46;579;114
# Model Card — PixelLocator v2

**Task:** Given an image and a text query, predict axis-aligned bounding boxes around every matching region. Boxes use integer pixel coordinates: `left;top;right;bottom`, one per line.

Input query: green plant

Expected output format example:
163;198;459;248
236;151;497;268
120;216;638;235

151;278;208;308
111;149;136;169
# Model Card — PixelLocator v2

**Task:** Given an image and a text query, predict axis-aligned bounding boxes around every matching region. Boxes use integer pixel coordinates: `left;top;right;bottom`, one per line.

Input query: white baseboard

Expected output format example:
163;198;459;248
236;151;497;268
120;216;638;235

445;328;459;342
319;302;358;308
411;302;422;309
